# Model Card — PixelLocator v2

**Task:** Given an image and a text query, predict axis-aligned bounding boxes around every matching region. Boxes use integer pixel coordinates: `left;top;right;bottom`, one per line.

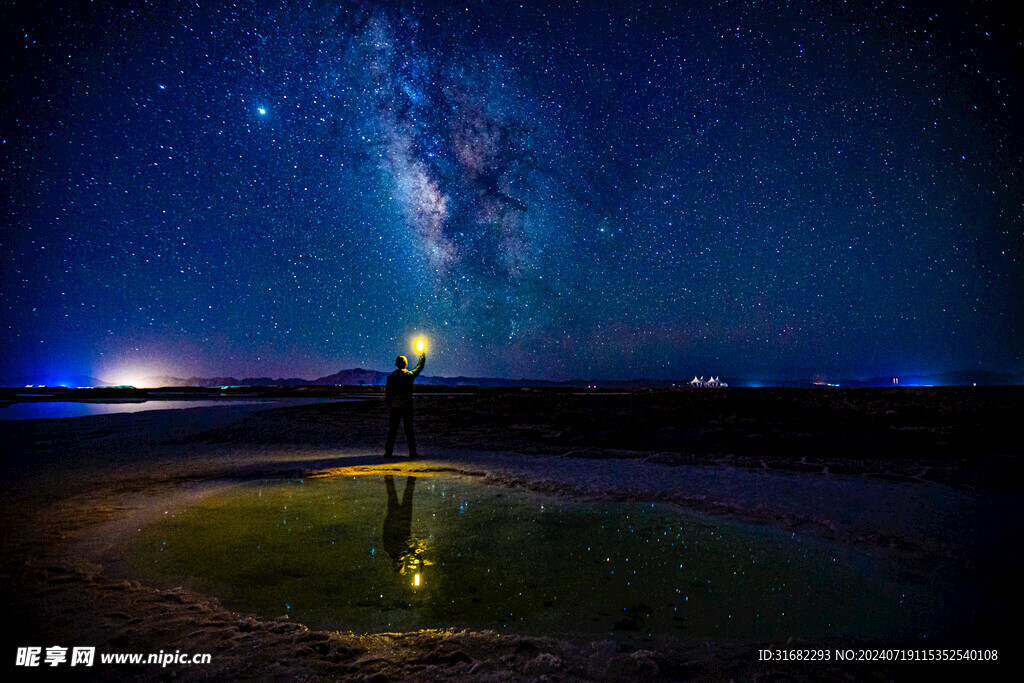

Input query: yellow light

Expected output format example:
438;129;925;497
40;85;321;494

110;368;155;388
415;338;426;353
413;573;421;587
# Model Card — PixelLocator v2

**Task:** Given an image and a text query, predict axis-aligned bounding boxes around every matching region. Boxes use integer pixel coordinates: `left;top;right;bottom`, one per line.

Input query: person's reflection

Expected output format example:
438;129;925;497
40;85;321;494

382;475;424;580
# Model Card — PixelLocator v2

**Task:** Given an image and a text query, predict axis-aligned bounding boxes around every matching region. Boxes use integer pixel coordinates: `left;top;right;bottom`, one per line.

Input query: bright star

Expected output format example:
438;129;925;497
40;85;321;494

257;107;267;115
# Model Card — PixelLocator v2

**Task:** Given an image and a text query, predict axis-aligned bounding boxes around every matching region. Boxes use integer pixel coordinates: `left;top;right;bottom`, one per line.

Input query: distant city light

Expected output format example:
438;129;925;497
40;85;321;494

101;365;160;388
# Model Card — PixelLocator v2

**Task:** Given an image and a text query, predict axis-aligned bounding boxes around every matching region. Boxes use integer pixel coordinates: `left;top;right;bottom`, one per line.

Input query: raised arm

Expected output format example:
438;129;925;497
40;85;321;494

410;353;426;378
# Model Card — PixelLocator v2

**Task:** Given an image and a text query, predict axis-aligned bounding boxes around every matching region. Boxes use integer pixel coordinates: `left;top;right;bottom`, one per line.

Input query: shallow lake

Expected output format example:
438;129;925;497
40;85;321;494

0;398;343;420
122;472;972;642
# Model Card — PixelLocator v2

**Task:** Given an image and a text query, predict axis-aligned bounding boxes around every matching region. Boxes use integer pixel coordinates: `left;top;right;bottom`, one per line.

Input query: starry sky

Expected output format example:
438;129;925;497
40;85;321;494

2;0;1021;383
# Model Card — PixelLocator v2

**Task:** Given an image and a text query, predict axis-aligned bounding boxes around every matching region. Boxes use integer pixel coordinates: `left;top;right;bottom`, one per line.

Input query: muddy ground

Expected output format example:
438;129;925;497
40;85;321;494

2;387;1021;680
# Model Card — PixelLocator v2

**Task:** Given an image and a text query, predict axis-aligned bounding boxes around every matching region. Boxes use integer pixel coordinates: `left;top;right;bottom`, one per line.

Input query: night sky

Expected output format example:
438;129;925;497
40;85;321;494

2;0;1021;384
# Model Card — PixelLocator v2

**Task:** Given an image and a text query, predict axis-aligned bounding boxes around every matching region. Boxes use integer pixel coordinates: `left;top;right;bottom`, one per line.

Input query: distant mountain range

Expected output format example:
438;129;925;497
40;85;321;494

3;369;1021;389
143;368;577;388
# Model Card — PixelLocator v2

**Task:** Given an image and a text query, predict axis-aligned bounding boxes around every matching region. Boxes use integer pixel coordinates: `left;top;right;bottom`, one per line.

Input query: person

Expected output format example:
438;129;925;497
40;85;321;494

381;475;429;584
384;349;425;457
382;475;416;573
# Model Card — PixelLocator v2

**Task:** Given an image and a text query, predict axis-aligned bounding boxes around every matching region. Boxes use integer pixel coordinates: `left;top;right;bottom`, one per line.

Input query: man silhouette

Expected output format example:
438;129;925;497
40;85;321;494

384;350;425;457
382;475;416;573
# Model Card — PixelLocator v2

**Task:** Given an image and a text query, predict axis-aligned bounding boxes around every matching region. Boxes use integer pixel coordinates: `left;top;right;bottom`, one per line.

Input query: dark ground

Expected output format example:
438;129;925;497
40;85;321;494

179;387;1024;487
1;387;1021;680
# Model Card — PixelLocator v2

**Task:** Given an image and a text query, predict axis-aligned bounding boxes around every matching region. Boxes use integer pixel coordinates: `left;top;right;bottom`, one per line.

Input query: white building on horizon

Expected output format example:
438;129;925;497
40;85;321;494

690;375;728;388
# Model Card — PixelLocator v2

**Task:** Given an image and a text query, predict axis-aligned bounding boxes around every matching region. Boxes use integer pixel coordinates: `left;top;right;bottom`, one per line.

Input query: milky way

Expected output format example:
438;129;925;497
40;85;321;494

345;6;541;298
2;0;1021;383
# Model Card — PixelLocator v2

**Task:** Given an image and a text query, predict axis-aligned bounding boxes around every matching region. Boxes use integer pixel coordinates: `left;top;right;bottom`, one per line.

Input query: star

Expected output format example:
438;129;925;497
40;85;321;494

2;0;1019;383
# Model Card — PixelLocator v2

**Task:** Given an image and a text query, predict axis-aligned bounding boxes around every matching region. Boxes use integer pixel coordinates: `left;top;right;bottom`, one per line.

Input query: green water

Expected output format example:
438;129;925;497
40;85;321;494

123;474;960;641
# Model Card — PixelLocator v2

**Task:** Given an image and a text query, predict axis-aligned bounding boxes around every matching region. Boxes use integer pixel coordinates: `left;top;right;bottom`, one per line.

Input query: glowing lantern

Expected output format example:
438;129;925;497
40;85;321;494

415;338;426;354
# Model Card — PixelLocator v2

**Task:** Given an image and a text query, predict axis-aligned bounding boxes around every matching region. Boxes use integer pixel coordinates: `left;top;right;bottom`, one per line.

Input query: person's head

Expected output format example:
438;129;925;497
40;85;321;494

395;355;408;369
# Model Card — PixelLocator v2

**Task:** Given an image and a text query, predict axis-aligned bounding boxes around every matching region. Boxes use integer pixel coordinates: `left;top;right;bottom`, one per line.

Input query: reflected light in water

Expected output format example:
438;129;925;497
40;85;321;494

122;473;981;641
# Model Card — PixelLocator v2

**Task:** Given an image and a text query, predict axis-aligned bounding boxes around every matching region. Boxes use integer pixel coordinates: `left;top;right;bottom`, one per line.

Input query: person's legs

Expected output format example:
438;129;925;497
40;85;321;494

385;408;402;456
384;474;398;507
400;476;415;513
403;406;417;457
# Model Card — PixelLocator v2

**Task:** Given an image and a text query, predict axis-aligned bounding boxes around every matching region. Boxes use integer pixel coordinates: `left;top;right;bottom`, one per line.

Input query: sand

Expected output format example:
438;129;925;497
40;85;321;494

2;388;1021;679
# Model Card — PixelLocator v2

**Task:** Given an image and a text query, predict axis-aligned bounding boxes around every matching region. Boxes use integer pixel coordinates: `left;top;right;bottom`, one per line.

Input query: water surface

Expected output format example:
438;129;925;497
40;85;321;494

0;398;339;420
123;473;972;641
